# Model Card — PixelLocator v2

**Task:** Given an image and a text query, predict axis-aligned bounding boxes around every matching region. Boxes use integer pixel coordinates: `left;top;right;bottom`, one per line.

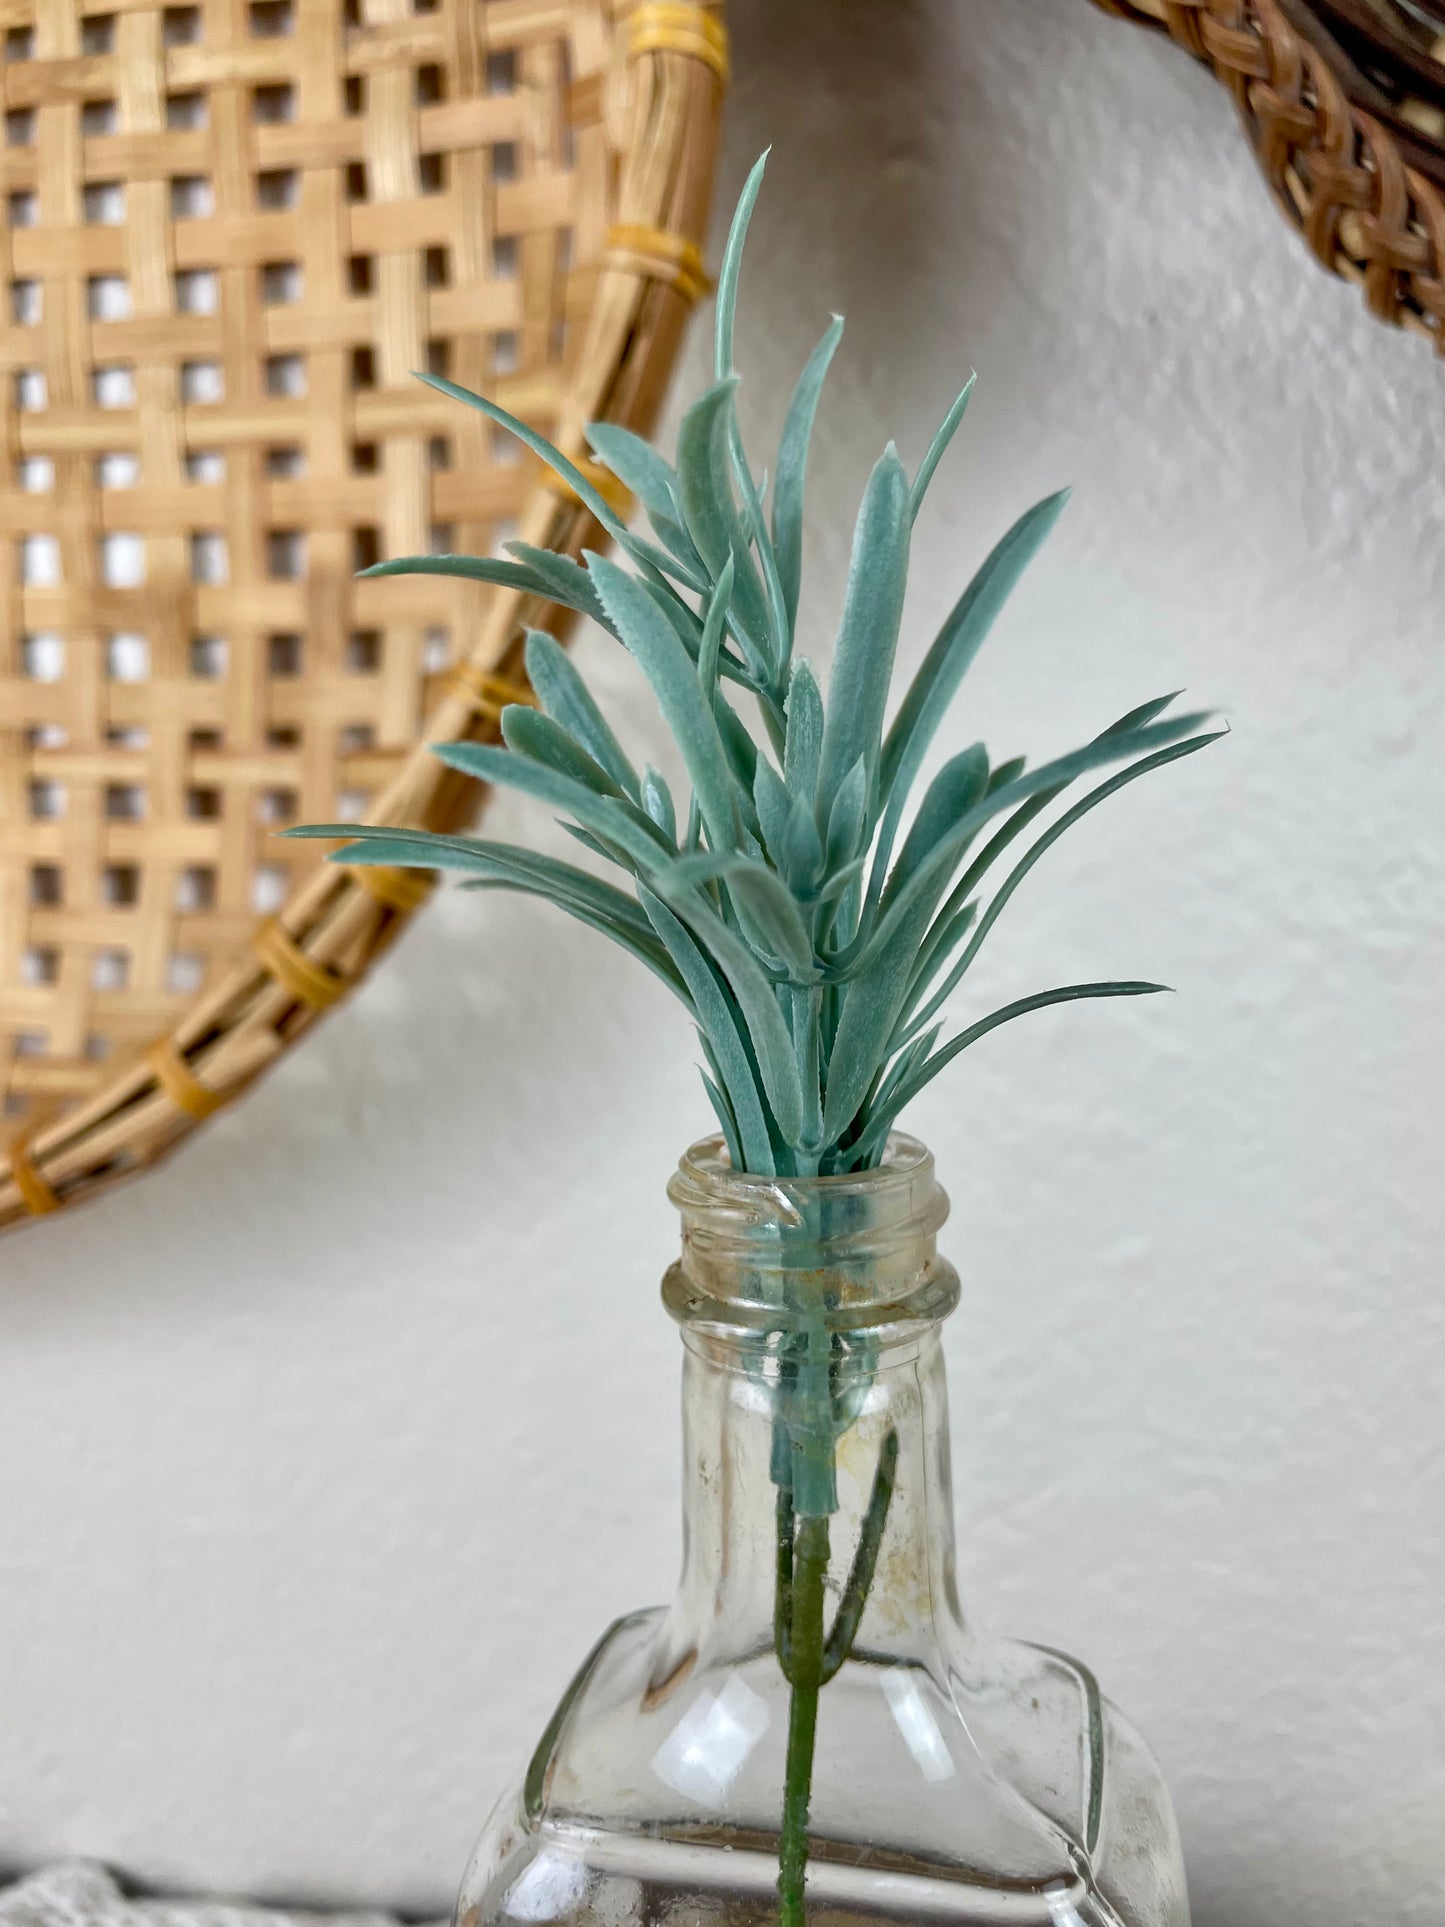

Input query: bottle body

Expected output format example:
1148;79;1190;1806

459;1141;1188;1926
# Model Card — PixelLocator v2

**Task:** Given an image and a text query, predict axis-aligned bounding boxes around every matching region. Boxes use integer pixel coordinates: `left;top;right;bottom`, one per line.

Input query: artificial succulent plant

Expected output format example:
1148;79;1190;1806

290;156;1219;1185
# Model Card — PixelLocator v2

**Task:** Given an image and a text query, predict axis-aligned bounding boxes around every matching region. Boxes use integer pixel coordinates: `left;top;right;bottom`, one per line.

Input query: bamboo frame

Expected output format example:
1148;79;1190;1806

0;0;726;1230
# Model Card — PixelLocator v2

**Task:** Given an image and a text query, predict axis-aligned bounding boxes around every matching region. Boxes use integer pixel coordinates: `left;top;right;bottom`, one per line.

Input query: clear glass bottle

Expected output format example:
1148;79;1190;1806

460;1137;1189;1926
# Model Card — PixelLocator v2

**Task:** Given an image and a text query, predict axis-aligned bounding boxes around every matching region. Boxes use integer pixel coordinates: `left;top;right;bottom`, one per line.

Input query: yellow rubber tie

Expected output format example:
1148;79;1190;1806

254;918;347;1011
148;1036;226;1121
351;863;436;914
627;4;730;83
446;662;536;722
606;223;711;304
539;455;633;516
8;1133;60;1216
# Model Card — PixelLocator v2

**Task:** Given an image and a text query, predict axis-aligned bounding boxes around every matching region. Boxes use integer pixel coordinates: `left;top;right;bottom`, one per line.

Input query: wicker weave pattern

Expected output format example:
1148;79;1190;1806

1092;0;1445;346
0;0;724;1228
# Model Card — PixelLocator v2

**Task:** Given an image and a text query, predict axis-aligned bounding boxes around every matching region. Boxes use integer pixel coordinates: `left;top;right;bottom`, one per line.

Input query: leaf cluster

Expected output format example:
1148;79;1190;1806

290;155;1221;1178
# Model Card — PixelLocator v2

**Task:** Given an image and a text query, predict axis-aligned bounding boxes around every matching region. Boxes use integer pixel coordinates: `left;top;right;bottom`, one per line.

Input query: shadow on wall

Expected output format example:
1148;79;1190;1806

710;0;1039;615
724;0;948;290
710;0;1135;519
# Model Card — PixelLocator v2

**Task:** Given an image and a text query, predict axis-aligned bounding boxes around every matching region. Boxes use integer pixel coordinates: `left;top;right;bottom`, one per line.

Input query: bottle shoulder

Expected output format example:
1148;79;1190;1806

460;1607;1189;1927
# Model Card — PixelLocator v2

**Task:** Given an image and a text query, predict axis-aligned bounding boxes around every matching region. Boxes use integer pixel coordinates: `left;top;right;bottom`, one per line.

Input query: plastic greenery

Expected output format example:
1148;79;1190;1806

290;154;1220;1188
289;155;1220;1926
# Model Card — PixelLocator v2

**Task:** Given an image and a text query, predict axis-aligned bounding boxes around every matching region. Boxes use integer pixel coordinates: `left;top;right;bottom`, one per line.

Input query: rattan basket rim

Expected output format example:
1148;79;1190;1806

1093;0;1445;349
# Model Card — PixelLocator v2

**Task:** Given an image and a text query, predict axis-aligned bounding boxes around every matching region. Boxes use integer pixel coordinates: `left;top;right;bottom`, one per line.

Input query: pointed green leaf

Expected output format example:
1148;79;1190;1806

816;855;866;906
413;370;704;591
698;553;736;701
501;704;618;794
583;422;707;583
670;852;816;981
674;378;772;667
586;552;741;854
816;445;910;816
698;1061;746;1171
461;877;687;1001
876;710;1212;931
824;756;868;873
430;738;671;871
780;796;824;895
882;741;989;901
855;982;1171;1161
643;569;704;637
524;630;640;801
358;553;542;592
415;374;628;542
641;764;677;842
773;316;843;631
640;886;779;1173
506;544;618;634
823;707;1212;1027
650;876;805;1143
753;756;794;867
648;509;708;579
869;1021;942;1130
910;783;1068;991
560;821;626;865
786;982;825;1156
726;869;816;981
301;827;665;952
922;730;1225;1000
928;700;1216;955
822;870;951;1141
713;685;761;808
282;822;388;842
1097;691;1184;738
284;823;461;863
689;560;738;855
454;849;658;940
730;440;791;680
714;150;768;380
907;373;975;524
875;488;1069;883
895;901;982;1048
784;658;824;801
584;420;679;520
985;754;1027;796
754;757;823;892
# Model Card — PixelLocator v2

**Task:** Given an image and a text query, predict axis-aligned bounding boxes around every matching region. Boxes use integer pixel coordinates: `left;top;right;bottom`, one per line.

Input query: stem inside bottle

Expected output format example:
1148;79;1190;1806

767;1211;902;1923
772;1424;901;1924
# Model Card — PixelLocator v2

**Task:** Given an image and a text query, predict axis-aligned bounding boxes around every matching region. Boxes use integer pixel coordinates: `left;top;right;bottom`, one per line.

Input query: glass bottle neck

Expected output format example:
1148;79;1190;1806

657;1134;965;1670
668;1320;965;1666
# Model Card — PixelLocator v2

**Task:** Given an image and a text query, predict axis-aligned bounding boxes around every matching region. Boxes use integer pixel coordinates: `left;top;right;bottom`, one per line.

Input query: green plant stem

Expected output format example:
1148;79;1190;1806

774;1428;900;1922
774;1483;796;1678
778;1511;829;1927
822;1427;898;1682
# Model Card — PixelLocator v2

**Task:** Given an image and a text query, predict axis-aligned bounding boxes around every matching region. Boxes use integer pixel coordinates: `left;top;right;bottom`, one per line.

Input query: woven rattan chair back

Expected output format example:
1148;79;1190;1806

0;0;726;1230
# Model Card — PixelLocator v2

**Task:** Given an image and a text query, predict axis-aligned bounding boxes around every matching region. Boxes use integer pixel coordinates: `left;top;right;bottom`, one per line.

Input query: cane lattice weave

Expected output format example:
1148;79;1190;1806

0;0;725;1229
1091;0;1445;347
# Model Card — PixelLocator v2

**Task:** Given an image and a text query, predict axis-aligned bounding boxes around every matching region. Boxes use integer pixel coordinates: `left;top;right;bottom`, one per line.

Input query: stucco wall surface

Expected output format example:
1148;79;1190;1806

2;5;1442;1925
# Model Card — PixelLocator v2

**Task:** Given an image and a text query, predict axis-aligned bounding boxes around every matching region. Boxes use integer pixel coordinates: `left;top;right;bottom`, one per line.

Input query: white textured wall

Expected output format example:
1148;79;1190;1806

2;5;1442;1924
